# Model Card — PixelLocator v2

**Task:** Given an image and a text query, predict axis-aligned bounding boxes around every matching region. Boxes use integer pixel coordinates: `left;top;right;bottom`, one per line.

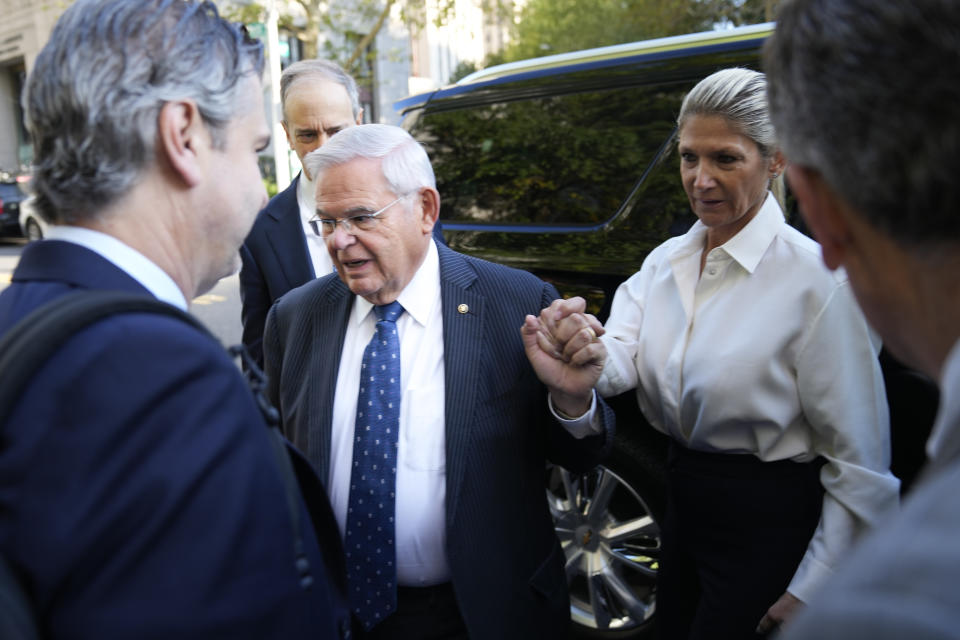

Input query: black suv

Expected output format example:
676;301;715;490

396;23;936;638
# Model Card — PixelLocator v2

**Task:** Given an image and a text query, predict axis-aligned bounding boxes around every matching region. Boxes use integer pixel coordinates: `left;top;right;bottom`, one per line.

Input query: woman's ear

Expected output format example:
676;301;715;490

157;99;205;187
769;149;786;179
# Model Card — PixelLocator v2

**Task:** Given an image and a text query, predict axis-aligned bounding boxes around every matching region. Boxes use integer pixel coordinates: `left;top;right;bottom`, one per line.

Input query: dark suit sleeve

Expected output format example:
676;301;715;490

239;240;270;369
538;282;616;473
1;314;344;638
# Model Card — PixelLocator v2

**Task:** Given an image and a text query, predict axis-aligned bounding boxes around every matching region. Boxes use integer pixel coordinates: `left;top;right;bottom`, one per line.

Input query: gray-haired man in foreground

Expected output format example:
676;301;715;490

0;1;350;637
764;0;960;636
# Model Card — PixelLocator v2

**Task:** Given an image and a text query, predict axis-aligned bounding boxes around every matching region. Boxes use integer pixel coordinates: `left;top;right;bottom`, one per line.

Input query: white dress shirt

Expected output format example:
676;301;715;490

297;173;335;279
598;193;900;603
329;239;449;586
46;226;187;309
329;239;600;586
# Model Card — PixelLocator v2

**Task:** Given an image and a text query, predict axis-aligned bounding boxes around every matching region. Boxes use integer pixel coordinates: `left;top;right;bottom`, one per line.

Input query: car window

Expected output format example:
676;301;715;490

411;82;683;228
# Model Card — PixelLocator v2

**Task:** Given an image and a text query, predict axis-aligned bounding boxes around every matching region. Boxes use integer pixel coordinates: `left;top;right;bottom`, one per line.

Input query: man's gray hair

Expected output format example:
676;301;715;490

678;67;778;158
280;59;361;121
304;124;436;196
765;0;960;247
23;0;264;224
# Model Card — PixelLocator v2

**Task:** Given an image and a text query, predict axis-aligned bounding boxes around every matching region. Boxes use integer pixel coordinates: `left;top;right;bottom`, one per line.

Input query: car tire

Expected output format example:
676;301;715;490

25;218;43;242
549;419;668;639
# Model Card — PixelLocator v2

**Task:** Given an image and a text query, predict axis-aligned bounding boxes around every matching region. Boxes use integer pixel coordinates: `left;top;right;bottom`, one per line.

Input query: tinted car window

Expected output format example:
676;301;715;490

412;87;678;227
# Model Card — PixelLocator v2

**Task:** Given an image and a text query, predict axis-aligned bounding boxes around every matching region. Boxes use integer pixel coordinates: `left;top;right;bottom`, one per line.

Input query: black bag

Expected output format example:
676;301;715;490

0;290;329;634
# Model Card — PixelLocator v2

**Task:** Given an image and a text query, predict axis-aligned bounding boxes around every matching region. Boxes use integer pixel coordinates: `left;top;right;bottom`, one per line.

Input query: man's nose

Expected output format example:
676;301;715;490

328;224;356;250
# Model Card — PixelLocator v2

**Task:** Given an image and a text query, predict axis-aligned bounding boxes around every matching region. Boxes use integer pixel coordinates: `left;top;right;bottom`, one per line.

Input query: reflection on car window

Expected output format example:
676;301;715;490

412;84;681;227
412;65;718;228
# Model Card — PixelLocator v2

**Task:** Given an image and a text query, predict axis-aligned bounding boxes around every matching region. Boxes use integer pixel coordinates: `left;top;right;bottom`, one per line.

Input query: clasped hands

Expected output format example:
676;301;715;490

521;296;606;418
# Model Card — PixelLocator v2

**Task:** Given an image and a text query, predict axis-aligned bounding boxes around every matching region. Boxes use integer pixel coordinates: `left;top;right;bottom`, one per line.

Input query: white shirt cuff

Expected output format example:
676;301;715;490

548;390;603;439
787;552;833;604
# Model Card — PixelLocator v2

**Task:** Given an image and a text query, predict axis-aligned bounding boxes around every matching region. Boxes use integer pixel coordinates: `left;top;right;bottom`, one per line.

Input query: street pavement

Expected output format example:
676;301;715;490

0;239;244;347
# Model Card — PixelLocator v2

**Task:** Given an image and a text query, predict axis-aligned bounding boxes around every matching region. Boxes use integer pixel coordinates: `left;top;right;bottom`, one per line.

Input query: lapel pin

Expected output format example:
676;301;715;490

457;303;469;314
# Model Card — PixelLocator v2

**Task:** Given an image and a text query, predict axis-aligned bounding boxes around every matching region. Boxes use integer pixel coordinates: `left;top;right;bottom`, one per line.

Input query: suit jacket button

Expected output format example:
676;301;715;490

457;303;469;314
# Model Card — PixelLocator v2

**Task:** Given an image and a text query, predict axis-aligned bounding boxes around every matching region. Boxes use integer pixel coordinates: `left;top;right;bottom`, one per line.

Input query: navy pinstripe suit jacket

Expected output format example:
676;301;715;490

264;242;615;639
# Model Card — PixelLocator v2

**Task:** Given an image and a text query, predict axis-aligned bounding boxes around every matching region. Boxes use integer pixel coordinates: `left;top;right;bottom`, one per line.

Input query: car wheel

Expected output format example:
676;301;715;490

548;447;664;638
25;218;43;242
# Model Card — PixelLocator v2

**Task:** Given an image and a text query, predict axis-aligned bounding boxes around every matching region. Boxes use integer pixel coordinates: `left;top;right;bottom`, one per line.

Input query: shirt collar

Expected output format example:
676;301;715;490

927;338;960;460
668;191;783;274
351;238;440;328
45;225;188;309
297;171;318;225
721;192;784;274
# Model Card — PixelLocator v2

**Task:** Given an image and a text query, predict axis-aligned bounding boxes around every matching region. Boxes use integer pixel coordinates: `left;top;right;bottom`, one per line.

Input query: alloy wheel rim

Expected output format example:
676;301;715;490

547;464;660;631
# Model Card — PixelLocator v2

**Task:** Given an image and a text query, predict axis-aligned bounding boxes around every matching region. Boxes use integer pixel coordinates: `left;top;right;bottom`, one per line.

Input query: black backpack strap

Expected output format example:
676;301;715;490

0;290;316;632
0;290;214;423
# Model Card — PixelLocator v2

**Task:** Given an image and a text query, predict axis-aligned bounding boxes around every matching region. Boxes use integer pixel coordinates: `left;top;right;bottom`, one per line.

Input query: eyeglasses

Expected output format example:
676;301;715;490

309;194;408;237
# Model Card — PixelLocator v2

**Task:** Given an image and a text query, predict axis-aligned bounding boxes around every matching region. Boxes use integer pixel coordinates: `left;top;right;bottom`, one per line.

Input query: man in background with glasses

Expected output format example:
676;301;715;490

264;123;614;639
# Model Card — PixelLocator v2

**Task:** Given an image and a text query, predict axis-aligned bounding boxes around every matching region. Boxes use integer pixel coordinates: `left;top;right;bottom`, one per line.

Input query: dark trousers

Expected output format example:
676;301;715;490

657;444;824;640
357;582;469;640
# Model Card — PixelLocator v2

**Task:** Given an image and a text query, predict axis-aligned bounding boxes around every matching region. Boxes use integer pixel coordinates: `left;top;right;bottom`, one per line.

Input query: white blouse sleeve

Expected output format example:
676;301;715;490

597;268;647;398
787;280;901;602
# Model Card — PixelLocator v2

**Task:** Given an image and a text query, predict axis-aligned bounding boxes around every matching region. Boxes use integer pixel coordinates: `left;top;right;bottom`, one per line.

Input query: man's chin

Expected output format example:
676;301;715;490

344;279;374;299
342;276;393;305
196;255;241;298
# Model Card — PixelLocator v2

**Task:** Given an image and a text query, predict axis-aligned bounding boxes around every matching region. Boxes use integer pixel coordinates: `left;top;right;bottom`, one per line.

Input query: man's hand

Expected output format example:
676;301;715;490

756;591;803;637
521;297;606;417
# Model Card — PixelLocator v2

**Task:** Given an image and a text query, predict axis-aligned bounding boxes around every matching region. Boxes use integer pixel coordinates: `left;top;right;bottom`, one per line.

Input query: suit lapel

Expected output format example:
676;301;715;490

308;276;353;482
437;245;483;525
264;175;315;286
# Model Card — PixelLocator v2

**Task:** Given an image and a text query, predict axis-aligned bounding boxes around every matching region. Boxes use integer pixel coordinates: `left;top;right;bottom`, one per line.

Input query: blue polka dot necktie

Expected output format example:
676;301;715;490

345;301;404;630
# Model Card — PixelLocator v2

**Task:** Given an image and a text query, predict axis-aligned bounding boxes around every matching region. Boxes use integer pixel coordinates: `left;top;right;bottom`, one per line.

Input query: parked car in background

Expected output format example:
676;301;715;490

0;177;28;239
397;22;937;638
18;196;46;241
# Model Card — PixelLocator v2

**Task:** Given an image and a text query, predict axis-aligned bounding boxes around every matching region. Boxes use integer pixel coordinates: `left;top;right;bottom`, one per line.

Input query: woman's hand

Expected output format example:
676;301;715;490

521;296;605;416
756;591;804;636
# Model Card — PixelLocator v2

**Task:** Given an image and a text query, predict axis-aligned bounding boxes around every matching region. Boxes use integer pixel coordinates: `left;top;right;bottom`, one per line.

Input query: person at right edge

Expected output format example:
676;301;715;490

594;68;900;638
766;0;960;637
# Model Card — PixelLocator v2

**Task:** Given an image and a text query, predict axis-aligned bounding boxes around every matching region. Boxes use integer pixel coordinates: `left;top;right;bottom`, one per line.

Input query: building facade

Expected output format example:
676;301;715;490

0;0;66;175
0;0;515;184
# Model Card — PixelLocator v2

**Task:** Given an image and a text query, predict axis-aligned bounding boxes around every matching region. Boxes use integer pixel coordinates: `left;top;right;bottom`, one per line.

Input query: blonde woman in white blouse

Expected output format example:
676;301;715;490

597;68;899;639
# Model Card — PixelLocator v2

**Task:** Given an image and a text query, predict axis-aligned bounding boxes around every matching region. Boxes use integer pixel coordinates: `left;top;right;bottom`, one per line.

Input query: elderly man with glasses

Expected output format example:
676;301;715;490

263;123;614;640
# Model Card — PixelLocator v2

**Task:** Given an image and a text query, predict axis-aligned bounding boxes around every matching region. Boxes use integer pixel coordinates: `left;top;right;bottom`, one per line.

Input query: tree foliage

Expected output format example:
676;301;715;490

217;0;469;77
500;0;781;64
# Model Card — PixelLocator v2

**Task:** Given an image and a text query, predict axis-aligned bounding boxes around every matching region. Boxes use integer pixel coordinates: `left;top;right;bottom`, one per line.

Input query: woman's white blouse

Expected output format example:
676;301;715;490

598;193;900;602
